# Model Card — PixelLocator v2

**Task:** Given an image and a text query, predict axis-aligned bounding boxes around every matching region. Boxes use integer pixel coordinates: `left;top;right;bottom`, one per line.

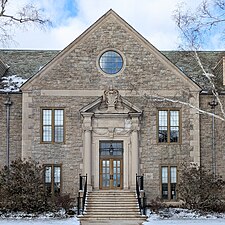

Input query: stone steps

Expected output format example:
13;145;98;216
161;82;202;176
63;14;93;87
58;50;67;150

78;190;147;222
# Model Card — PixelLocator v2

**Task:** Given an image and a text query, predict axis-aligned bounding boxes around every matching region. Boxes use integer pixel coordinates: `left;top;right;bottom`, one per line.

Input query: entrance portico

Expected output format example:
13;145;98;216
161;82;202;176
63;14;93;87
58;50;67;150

80;89;142;191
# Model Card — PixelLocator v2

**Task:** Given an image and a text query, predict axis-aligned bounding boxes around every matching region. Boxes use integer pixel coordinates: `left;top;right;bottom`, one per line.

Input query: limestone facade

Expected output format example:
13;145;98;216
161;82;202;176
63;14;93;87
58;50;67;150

0;10;225;203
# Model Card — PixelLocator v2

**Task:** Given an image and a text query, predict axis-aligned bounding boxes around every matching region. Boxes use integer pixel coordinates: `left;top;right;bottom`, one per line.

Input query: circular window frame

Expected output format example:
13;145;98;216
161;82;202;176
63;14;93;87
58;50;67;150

97;49;126;77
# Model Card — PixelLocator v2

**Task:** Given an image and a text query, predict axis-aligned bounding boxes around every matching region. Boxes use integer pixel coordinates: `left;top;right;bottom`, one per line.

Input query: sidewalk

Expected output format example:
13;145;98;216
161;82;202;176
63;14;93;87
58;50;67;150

80;220;144;225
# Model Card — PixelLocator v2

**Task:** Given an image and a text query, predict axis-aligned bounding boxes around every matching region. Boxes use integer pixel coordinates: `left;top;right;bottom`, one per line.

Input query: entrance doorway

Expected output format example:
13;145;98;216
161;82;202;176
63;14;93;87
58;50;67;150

99;141;123;189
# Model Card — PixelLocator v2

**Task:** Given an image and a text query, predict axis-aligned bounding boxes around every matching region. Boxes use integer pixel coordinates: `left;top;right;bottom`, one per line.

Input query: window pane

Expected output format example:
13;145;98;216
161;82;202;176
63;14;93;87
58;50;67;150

171;183;176;200
54;166;61;195
55;126;64;142
54;166;61;183
162;167;168;183
170;167;177;183
99;51;123;74
43;126;52;142
159;111;168;143
159;111;167;126
100;141;123;156
45;166;51;183
54;110;64;126
159;127;168;142
43;110;52;125
162;183;168;199
170;111;179;126
170;127;179;142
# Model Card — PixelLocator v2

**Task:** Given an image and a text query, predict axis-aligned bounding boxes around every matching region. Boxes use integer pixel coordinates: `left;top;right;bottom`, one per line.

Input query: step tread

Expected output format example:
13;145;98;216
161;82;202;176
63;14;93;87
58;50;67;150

80;190;146;221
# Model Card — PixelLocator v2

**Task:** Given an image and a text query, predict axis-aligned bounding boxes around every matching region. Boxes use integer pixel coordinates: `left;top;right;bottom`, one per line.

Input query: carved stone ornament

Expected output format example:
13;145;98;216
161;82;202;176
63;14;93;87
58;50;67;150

104;89;119;111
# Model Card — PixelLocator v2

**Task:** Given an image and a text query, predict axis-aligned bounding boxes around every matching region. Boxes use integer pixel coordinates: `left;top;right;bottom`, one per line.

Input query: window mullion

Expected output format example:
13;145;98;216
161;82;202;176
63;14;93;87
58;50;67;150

52;110;55;143
168;110;170;144
51;165;54;196
168;166;171;200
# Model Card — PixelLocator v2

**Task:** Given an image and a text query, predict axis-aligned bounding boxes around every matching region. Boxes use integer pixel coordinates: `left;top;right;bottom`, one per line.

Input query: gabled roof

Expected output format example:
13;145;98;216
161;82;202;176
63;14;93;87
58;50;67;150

1;49;225;91
0;11;224;91
19;9;200;91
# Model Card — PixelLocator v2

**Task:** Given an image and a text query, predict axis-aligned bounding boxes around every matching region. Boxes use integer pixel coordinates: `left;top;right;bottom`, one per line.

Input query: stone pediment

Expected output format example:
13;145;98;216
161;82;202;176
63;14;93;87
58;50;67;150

80;89;142;116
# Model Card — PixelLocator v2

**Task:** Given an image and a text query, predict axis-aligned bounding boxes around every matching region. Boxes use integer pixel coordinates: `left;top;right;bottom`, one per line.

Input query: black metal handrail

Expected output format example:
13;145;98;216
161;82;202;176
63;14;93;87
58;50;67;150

77;174;87;215
136;174;146;215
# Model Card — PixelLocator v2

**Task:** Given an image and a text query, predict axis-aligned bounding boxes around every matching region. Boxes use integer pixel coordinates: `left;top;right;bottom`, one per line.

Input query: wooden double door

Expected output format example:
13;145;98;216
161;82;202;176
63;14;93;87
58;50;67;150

99;141;123;189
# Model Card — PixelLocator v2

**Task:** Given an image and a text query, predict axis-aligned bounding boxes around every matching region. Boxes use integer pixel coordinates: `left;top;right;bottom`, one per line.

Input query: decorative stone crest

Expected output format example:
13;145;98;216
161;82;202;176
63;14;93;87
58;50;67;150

104;88;119;112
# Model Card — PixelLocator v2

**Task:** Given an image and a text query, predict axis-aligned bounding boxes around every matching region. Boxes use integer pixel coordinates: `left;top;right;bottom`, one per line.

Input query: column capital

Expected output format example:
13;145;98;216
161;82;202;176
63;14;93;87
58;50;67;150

81;112;94;117
83;126;92;132
132;126;140;132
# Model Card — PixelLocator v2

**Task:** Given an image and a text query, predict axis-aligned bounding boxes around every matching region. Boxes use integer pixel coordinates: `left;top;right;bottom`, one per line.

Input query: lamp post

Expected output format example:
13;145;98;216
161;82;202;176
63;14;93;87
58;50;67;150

208;98;218;177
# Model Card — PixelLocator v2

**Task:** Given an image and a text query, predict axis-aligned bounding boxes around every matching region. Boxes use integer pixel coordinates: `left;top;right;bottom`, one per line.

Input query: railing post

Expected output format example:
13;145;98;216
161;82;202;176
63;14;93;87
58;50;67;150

77;196;80;215
143;196;146;215
79;174;82;191
140;175;143;191
136;174;146;215
78;174;88;215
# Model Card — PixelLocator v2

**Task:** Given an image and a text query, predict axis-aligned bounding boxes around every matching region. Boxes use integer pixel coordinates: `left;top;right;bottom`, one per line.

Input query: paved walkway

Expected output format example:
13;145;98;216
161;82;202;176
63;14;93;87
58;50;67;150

80;220;144;225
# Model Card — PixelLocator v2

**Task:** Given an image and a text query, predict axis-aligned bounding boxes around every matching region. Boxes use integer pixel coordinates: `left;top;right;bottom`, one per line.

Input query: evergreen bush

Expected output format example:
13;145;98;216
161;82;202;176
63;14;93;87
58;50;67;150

0;159;62;213
178;163;225;212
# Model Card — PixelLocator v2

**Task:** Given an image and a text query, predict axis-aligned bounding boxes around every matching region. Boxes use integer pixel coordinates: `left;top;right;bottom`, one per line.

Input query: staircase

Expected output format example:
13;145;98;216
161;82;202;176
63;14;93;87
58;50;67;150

78;190;147;223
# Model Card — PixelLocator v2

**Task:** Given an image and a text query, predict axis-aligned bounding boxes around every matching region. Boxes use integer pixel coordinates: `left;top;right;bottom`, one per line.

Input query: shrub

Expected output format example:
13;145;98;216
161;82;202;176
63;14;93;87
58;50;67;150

54;193;75;212
149;197;166;213
0;159;48;213
178;163;225;212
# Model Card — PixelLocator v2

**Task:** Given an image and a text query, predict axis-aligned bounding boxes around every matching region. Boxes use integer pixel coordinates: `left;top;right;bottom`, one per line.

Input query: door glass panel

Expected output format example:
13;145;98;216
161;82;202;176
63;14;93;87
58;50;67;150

113;160;121;188
102;160;110;188
100;141;123;189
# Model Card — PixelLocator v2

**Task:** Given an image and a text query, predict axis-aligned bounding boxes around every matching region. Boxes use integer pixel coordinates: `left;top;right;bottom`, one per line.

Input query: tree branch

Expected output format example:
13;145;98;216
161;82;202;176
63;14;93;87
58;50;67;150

0;1;51;46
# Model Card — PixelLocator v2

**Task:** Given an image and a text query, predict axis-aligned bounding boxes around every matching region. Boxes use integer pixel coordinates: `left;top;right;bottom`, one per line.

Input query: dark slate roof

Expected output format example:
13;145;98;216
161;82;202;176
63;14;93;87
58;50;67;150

162;51;225;90
0;49;225;91
0;49;59;79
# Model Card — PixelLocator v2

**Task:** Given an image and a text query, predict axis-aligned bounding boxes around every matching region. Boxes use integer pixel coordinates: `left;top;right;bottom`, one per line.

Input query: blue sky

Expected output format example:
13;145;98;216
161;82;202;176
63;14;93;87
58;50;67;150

2;0;224;50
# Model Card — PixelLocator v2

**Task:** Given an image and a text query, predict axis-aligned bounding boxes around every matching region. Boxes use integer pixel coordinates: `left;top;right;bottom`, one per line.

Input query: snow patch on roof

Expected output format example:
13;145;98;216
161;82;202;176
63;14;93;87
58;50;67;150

0;75;27;92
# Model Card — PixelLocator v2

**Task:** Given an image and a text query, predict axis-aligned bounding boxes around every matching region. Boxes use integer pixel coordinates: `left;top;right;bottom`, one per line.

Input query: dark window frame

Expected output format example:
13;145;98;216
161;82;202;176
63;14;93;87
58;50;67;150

41;108;65;144
99;50;123;75
157;109;181;144
160;165;177;201
44;164;62;197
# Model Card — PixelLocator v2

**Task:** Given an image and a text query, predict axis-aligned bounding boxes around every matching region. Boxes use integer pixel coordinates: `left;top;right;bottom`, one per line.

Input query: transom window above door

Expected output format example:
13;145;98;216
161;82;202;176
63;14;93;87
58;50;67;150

99;141;123;156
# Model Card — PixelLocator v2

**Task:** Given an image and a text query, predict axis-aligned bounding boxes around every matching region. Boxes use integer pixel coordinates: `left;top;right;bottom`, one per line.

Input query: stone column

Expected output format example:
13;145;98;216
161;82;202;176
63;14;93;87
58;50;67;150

82;113;93;190
130;114;141;189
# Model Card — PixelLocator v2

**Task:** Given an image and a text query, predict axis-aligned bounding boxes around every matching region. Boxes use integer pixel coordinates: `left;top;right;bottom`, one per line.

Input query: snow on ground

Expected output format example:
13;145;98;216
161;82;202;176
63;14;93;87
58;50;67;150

143;208;225;225
143;219;225;225
1;208;225;225
0;217;80;225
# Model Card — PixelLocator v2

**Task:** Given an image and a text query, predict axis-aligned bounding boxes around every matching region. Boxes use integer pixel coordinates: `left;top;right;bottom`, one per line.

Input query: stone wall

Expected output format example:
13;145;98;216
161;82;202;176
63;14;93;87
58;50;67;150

21;14;200;200
0;93;22;168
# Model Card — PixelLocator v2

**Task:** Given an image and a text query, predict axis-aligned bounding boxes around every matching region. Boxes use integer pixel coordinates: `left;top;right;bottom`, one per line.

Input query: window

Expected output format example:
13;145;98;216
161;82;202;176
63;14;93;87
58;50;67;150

158;109;180;143
99;50;123;74
99;141;123;156
44;164;61;196
41;109;64;143
161;166;177;200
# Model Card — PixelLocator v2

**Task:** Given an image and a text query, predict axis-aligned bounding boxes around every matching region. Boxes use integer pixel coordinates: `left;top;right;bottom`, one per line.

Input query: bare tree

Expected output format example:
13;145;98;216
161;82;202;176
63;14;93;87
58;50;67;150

173;0;225;49
0;0;51;46
172;0;225;120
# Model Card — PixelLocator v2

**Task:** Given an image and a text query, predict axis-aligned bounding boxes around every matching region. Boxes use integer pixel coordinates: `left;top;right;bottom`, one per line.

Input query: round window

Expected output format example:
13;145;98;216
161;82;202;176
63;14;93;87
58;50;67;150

99;50;123;75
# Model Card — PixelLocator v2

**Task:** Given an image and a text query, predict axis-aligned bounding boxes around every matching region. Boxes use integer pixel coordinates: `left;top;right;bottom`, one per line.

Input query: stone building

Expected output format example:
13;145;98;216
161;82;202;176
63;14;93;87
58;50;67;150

0;10;225;203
